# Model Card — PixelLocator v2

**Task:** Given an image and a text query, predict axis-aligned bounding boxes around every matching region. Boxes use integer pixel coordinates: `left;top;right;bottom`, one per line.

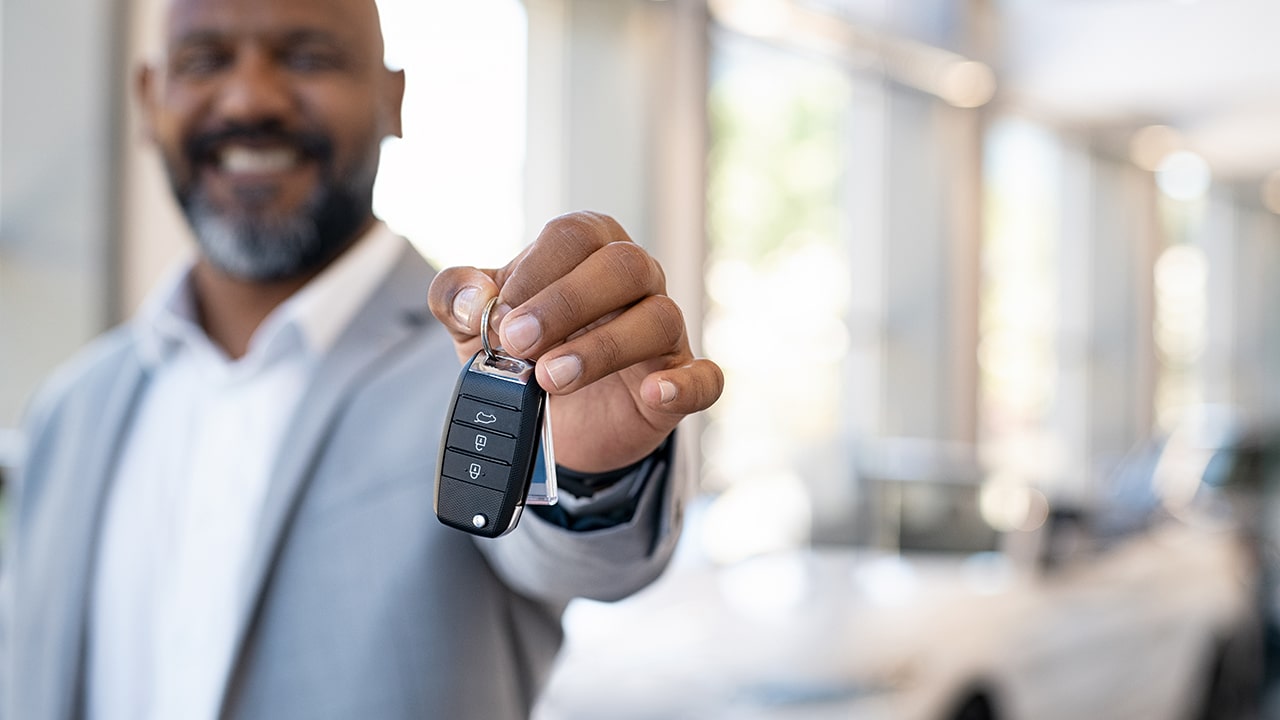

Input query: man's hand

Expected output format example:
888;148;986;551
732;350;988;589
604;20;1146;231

427;212;724;473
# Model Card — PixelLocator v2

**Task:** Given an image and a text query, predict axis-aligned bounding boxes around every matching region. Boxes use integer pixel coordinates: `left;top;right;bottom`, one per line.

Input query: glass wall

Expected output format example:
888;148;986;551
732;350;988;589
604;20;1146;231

697;6;988;555
701;30;855;561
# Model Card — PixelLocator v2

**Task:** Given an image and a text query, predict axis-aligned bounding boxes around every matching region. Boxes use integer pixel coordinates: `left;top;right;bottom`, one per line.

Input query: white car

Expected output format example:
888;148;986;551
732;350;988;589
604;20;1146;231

534;472;1260;719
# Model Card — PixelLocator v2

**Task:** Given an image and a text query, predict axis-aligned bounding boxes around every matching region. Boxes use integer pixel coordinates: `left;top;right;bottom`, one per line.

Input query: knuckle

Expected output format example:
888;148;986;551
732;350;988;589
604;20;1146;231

587;212;630;242
646;296;686;349
542;211;632;253
603;242;657;291
589;327;626;369
704;361;726;404
547;282;588;328
542;212;610;254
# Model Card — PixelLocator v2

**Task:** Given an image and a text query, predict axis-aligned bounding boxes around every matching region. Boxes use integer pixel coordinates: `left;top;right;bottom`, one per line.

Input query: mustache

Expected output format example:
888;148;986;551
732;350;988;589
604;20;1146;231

184;121;333;165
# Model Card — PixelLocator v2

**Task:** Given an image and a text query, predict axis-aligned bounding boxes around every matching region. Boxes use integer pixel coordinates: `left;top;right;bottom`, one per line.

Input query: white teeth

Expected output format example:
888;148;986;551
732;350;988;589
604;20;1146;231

220;146;298;174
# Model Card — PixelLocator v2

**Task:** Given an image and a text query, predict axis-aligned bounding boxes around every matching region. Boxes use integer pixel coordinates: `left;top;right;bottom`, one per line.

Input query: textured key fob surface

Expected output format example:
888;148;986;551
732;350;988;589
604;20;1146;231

435;350;547;537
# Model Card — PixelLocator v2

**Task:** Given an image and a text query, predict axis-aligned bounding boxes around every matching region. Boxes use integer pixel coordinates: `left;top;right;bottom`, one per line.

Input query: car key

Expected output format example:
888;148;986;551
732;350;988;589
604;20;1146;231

434;297;557;537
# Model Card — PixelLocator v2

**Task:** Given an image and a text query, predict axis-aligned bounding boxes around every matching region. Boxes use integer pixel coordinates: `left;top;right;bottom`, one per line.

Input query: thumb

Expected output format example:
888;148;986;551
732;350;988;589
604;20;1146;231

427;266;501;348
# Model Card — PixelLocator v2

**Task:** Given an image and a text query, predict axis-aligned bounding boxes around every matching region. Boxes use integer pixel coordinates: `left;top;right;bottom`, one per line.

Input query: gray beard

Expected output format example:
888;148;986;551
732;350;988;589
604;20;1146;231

172;137;381;282
186;187;333;282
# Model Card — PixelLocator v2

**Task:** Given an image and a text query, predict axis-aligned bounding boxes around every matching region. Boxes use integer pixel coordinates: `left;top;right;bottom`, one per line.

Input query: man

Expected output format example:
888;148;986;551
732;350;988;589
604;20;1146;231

1;0;723;718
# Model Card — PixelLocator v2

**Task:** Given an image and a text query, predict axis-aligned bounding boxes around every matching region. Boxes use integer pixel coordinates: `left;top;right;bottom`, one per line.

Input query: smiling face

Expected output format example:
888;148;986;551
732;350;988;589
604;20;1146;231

140;0;404;281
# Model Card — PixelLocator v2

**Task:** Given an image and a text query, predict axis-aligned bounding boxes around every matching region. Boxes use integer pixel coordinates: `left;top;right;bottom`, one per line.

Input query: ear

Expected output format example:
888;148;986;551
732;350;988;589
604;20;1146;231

382;68;406;139
135;63;161;143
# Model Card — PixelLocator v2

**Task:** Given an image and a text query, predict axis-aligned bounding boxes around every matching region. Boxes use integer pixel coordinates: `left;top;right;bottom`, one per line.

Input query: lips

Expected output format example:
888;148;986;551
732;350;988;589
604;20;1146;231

185;122;332;179
175;123;335;217
190;141;320;217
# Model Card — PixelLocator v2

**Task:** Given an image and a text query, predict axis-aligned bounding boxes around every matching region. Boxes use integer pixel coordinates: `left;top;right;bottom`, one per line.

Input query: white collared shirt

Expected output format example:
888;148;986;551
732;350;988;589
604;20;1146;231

87;223;405;720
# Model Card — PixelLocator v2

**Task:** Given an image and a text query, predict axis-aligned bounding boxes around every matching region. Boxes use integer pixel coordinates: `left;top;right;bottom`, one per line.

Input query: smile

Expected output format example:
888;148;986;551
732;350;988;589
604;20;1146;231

219;145;302;175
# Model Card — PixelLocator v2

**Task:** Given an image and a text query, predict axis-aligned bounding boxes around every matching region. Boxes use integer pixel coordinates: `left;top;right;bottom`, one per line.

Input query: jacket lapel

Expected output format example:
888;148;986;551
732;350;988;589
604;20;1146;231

218;243;438;714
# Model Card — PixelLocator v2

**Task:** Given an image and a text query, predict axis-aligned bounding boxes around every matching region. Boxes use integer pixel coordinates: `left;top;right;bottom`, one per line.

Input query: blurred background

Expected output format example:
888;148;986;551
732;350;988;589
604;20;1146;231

5;0;1280;718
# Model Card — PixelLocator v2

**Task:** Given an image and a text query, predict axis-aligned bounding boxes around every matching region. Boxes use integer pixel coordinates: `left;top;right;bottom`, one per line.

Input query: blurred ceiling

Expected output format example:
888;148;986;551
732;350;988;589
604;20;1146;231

716;0;1274;181
998;0;1280;181
760;0;1280;183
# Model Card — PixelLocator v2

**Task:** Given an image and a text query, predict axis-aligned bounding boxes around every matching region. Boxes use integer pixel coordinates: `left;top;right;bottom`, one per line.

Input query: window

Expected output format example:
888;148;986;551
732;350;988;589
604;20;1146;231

701;29;856;561
374;1;528;269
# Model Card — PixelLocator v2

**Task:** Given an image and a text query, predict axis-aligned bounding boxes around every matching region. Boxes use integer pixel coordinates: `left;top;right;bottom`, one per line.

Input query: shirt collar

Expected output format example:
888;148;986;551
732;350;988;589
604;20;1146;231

134;221;405;369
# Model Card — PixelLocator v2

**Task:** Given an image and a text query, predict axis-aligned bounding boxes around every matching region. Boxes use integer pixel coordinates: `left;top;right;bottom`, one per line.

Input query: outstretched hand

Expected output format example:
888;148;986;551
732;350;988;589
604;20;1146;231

427;211;724;473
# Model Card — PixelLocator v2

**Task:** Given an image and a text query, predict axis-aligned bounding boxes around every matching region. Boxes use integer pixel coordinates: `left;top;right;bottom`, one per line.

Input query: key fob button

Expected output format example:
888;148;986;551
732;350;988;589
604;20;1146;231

453;397;522;436
440;450;512;494
446;423;518;463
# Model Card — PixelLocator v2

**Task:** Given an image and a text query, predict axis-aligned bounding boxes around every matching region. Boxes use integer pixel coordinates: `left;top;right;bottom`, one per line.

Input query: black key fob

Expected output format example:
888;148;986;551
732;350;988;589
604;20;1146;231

434;346;558;538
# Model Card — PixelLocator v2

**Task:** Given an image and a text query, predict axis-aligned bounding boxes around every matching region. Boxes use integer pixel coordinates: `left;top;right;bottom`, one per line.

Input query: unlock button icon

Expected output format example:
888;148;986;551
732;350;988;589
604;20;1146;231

447;422;515;462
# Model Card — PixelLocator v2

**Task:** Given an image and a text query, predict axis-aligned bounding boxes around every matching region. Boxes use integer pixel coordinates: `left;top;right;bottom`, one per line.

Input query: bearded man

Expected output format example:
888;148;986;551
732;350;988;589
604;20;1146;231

1;0;722;718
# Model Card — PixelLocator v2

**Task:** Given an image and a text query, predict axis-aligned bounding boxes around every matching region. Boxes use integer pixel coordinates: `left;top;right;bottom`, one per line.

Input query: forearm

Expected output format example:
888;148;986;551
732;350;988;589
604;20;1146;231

476;435;686;606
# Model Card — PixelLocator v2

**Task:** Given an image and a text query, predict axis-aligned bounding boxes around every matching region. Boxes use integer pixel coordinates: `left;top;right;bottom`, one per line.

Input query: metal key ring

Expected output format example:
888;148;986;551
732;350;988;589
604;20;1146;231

480;296;500;361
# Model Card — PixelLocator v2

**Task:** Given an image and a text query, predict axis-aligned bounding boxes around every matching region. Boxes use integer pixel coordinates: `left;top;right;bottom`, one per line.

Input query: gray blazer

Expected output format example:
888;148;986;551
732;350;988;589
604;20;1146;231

1;244;686;720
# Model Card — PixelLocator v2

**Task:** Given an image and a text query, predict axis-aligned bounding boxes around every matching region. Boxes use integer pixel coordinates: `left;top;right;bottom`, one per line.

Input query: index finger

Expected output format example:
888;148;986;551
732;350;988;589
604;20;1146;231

496;211;637;307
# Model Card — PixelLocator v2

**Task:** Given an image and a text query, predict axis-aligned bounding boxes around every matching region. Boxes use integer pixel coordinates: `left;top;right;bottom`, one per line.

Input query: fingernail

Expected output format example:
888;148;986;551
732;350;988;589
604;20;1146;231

658;380;677;404
545;355;582;389
503;314;541;355
452;287;480;328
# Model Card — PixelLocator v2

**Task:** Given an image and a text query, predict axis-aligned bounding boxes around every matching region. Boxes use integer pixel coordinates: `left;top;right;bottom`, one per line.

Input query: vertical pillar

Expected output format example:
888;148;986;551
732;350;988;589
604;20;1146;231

1259;212;1280;422
1235;205;1280;423
1089;157;1159;472
942;105;983;446
1054;139;1093;485
877;87;982;444
1054;146;1160;491
524;0;708;333
841;74;887;442
1199;191;1238;412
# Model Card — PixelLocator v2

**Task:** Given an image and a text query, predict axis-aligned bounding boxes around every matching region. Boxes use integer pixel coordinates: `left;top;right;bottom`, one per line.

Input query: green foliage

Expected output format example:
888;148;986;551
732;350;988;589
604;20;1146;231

707;56;850;264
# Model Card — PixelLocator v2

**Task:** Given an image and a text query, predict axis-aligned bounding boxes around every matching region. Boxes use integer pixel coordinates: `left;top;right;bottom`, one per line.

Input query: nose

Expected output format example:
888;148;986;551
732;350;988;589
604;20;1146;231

211;48;293;126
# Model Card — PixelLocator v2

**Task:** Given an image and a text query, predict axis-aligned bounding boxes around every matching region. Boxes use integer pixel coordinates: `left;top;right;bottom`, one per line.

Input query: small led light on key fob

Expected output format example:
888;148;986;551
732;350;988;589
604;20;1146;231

434;298;558;537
